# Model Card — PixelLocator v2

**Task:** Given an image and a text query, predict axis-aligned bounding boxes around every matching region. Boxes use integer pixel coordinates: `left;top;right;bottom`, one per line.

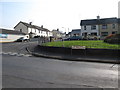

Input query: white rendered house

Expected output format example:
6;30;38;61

80;19;99;37
14;21;52;37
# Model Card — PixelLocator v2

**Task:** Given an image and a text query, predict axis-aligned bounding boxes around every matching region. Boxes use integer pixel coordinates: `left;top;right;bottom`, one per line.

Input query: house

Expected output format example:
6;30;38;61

70;29;81;37
80;16;99;37
66;32;71;38
98;17;118;38
52;29;66;39
118;18;120;34
0;28;27;42
80;16;119;39
14;21;52;38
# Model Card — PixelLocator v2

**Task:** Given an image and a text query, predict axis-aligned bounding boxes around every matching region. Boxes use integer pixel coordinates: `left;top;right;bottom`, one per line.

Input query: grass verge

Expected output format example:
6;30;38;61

42;40;120;49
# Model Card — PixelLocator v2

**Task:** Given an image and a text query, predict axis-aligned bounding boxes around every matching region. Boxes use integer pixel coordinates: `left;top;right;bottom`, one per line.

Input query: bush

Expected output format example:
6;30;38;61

104;34;120;44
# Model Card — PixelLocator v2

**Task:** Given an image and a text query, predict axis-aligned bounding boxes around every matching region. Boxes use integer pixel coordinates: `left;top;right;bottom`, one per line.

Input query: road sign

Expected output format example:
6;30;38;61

71;46;86;49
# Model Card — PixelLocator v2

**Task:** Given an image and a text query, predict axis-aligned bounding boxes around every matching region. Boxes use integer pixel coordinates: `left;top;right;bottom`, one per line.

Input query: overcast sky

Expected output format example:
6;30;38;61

0;0;119;33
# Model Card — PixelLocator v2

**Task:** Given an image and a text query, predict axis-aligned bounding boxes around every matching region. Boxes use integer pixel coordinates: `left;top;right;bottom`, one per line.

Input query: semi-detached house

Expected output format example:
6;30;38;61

80;16;119;39
14;21;52;38
80;17;99;37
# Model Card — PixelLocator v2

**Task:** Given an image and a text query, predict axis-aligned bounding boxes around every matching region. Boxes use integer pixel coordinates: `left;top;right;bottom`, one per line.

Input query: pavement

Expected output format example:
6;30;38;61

27;44;120;64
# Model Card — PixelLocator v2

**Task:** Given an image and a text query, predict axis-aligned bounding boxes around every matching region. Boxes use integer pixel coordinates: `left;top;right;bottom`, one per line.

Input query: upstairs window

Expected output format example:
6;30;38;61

84;26;86;30
91;25;96;30
20;29;22;32
102;24;107;29
112;24;115;29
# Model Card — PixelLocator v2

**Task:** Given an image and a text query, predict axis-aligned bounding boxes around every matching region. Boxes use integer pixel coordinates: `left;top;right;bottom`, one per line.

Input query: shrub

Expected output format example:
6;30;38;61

104;34;120;44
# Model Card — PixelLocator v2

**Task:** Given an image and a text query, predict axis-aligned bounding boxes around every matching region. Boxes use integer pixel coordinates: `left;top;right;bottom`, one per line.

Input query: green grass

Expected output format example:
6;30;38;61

42;40;120;49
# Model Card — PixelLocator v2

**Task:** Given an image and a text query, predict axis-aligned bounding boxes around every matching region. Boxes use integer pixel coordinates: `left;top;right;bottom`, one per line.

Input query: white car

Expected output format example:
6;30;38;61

16;37;29;42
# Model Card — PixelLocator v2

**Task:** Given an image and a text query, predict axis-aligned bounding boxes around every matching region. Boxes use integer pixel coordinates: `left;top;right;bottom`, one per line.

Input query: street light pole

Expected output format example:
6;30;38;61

61;27;66;47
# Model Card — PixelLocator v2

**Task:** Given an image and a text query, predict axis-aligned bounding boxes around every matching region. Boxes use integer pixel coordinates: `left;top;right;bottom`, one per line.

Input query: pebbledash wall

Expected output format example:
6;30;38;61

0;29;26;43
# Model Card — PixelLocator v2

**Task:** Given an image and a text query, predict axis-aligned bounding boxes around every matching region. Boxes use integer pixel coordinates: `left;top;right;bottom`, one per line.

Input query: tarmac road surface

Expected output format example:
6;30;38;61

2;54;118;88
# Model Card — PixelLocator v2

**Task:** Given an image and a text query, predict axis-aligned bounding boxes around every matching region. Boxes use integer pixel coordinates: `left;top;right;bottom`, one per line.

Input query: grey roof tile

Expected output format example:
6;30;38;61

15;21;50;32
80;17;118;26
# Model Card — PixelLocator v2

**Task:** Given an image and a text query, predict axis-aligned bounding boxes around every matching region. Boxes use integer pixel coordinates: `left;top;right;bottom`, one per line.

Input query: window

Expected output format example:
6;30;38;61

74;34;76;36
101;32;108;36
82;32;87;36
84;26;86;30
102;24;107;29
20;29;22;32
91;33;97;36
112;31;117;34
112;24;115;29
91;25;96;30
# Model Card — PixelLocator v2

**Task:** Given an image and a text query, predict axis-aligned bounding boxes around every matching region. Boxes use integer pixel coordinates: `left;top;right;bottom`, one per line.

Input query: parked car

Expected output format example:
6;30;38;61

82;36;100;40
15;37;29;42
64;36;82;41
89;35;100;40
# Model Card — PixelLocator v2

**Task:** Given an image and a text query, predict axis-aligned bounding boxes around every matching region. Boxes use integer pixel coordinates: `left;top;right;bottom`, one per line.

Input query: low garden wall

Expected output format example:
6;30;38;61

38;45;120;59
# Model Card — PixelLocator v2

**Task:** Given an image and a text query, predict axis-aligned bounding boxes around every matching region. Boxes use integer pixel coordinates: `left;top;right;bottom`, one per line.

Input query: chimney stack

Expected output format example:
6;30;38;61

57;28;59;31
41;25;43;28
29;22;32;25
97;15;100;20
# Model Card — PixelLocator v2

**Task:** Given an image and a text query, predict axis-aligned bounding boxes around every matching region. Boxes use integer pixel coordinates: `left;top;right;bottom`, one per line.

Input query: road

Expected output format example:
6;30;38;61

2;41;38;54
1;42;119;88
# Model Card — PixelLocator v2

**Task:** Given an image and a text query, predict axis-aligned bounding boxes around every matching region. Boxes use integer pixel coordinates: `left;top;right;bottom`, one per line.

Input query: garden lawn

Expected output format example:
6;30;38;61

42;40;120;49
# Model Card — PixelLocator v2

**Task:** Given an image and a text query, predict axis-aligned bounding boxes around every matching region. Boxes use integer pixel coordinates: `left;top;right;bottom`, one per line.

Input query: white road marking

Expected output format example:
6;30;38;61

23;54;32;57
9;53;18;56
7;52;12;54
2;52;8;54
1;52;32;57
16;53;25;57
